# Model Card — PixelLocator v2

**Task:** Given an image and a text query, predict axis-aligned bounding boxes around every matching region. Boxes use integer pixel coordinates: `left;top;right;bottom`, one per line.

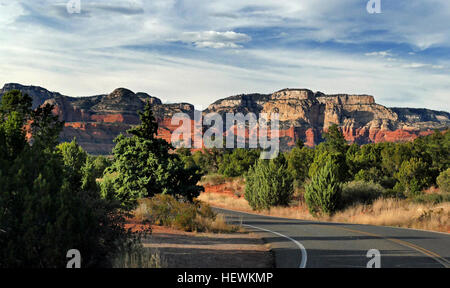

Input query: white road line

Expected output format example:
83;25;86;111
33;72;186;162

243;224;308;268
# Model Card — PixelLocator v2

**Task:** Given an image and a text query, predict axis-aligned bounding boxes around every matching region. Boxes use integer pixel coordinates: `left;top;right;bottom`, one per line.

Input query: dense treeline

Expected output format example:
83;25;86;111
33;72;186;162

185;124;450;214
0;90;203;267
0;90;133;267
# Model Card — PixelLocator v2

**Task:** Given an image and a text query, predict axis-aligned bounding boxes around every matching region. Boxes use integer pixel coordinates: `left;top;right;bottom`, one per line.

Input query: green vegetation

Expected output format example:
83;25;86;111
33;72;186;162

105;103;204;209
340;181;385;208
437;168;450;193
244;155;293;210
305;159;342;215
395;157;433;197
199;123;449;216
0;90;133;268
218;148;260;177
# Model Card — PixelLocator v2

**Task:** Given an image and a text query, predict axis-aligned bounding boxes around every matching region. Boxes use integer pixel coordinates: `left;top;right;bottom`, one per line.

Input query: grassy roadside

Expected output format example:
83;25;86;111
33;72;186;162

198;187;450;233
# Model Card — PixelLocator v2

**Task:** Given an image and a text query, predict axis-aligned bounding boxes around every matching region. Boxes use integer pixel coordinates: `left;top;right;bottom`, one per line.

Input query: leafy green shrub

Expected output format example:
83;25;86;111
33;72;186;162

218;148;260;177
437;168;450;193
395;158;433;197
244;157;293;210
340;181;384;208
305;159;342;216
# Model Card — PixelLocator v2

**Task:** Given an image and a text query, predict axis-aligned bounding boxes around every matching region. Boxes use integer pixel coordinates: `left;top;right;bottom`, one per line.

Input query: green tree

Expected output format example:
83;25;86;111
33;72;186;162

218;148;260;177
107;103;203;208
309;148;348;183
57;139;88;189
88;155;112;179
244;157;293;210
305;159;342;216
395;158;433;196
323;124;347;154
286;145;314;188
436;168;450;193
0;90;130;267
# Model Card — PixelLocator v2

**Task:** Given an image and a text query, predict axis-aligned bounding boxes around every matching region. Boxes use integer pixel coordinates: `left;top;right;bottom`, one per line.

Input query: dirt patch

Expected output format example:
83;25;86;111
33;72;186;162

142;225;274;268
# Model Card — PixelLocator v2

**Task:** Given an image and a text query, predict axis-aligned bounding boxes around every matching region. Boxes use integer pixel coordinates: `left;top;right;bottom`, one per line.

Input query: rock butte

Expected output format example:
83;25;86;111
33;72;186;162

1;84;448;154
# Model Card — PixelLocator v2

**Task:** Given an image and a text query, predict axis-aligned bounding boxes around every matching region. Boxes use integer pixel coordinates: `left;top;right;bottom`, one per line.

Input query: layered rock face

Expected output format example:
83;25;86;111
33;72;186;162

204;88;449;150
0;84;448;154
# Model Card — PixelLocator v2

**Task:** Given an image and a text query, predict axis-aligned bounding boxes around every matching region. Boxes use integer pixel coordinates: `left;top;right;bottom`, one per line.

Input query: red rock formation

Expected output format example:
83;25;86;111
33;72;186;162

1;84;448;154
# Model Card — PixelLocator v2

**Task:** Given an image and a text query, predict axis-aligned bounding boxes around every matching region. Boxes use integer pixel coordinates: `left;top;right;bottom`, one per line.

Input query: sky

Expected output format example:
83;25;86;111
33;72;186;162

0;0;449;111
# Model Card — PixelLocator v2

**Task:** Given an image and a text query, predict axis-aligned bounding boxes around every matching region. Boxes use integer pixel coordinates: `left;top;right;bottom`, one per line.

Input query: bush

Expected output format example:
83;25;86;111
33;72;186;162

134;195;237;233
437;168;450;193
395;158;433;197
305;159;342;216
340;181;384;208
218;148;260;177
244;157;293;210
286;146;314;188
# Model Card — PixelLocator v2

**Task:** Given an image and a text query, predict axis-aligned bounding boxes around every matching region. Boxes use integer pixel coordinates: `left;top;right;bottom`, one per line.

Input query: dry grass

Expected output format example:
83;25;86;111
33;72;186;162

133;195;240;233
195;214;241;233
112;246;165;268
330;198;450;232
198;192;252;212
199;192;450;233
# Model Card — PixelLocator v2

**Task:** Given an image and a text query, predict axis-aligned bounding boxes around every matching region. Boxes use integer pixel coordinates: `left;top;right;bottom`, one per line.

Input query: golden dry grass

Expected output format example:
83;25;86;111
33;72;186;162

330;198;450;232
198;192;450;233
195;214;242;233
133;196;240;233
112;246;164;268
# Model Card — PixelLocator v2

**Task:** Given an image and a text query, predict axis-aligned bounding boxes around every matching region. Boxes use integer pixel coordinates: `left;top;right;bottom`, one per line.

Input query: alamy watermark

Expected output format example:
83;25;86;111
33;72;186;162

170;112;280;159
366;249;381;268
367;0;382;14
66;0;81;14
66;249;81;268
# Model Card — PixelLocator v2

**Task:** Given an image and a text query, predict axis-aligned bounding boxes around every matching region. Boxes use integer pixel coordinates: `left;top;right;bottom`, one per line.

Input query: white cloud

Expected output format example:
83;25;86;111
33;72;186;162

0;1;24;25
179;31;251;48
365;51;393;57
0;0;449;112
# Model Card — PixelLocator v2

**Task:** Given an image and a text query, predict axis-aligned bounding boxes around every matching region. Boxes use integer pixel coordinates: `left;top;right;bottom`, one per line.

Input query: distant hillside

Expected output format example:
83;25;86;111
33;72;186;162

1;84;448;154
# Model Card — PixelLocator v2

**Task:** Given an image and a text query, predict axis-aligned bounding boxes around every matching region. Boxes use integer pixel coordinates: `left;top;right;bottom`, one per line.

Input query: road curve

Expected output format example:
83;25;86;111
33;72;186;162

214;207;450;268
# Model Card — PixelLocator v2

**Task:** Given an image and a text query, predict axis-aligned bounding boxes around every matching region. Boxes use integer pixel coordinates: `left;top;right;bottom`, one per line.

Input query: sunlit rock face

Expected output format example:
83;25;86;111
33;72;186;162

1;84;449;154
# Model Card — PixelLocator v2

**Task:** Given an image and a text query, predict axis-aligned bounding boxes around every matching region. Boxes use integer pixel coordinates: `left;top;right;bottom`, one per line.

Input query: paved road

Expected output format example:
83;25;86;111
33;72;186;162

214;207;450;268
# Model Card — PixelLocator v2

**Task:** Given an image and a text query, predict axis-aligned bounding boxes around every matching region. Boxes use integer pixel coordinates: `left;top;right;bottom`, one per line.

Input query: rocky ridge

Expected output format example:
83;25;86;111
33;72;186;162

0;84;448;154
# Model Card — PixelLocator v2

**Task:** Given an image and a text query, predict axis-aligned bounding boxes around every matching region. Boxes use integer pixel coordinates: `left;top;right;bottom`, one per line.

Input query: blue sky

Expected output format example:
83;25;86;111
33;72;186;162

0;0;449;111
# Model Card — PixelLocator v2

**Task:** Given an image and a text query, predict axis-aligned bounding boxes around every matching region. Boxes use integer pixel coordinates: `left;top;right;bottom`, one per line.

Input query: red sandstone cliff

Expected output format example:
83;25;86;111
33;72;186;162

1;84;448;154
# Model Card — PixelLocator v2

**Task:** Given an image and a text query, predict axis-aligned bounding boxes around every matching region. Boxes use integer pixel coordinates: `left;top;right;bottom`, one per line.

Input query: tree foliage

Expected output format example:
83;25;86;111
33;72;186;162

218;148;260;177
106;103;204;208
0;90;131;268
305;159;342;216
244;156;293;210
395;157;433;196
436;168;450;193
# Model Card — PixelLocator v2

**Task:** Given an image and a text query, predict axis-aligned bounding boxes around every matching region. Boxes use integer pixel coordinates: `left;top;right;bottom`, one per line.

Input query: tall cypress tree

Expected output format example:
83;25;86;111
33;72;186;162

305;159;342;216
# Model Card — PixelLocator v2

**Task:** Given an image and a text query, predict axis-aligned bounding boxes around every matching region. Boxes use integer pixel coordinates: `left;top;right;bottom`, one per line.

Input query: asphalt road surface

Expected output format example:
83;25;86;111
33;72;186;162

214;207;450;268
